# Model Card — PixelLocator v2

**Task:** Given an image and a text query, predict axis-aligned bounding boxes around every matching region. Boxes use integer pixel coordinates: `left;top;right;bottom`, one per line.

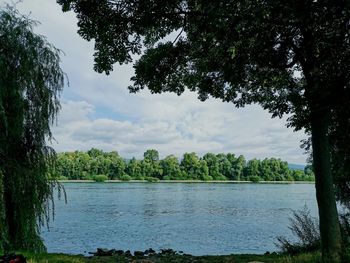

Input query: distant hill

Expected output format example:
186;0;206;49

288;163;306;170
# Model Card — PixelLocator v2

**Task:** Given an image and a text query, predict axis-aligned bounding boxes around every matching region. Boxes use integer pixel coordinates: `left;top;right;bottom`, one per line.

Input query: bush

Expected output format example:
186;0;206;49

145;176;160;183
201;175;213;181
58;175;68;180
119;174;132;181
277;205;350;258
93;174;108;182
163;175;172;180
276;205;320;255
82;174;94;180
214;174;227;181
286;174;294;182
249;175;260;183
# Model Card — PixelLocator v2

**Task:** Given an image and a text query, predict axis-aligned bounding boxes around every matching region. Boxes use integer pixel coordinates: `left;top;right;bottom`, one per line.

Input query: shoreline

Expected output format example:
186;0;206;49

57;179;314;184
18;250;322;263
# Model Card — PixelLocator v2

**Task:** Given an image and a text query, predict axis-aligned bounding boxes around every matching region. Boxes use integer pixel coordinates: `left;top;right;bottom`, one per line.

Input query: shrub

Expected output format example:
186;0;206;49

249;175;260;183
82;174;94;180
214;174;227;181
277;205;350;257
145;176;160;183
276;205;320;255
93;174;108;182
286;174;294;182
201;175;213;181
58;176;68;180
119;174;132;181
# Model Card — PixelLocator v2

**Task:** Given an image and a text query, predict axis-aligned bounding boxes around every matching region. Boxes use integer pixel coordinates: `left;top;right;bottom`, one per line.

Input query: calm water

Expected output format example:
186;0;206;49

41;183;317;255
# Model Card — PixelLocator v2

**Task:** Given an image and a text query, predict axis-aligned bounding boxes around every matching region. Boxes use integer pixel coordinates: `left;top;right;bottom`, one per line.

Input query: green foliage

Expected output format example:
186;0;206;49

203;153;226;180
57;0;349;131
126;157;143;179
160;155;182;180
55;150;125;180
55;149;309;183
249;176;260;183
141;149;163;179
92;175;108;182
244;159;261;180
277;206;321;255
0;6;64;252
11;250;324;263
119;174;132;181
144;149;159;162
180;152;200;179
278;206;350;261
58;0;350;259
145;176;160;183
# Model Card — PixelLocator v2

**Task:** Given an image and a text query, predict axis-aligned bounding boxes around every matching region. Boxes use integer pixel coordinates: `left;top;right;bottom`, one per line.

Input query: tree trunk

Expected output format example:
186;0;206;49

4;182;16;251
311;110;342;262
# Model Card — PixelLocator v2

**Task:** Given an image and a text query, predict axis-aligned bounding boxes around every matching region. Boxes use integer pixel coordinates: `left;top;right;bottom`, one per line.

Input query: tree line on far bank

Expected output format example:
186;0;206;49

54;148;314;182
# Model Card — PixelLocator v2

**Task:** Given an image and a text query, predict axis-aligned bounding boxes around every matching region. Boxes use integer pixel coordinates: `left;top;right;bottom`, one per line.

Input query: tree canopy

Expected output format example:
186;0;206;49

0;6;64;251
58;0;350;261
54;148;313;182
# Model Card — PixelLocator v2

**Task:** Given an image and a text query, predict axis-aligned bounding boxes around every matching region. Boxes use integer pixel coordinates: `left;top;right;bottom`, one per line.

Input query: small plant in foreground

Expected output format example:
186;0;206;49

276;205;320;255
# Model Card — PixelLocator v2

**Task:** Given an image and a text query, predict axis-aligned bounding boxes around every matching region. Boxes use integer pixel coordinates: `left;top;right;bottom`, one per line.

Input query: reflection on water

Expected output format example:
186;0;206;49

42;183;317;255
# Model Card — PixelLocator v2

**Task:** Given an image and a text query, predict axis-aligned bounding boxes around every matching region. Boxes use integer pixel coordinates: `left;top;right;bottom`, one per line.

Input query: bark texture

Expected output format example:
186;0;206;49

311;111;342;262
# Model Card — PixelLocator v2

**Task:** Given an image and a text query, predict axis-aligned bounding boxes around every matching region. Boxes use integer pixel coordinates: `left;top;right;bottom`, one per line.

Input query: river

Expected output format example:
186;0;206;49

41;182;317;255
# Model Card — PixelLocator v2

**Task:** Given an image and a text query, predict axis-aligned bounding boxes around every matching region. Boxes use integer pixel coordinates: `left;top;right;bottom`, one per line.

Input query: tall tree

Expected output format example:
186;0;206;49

244;159;261;180
203;153;225;180
143;149;160;163
232;155;246;181
216;153;233;179
107;151;126;180
180;152;201;179
0;6;64;251
142;149;162;178
126;157;143;179
160;155;182;180
58;0;350;261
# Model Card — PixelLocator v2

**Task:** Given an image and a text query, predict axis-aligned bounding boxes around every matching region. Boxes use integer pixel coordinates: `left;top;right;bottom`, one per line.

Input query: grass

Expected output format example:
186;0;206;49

21;252;85;263
14;251;323;263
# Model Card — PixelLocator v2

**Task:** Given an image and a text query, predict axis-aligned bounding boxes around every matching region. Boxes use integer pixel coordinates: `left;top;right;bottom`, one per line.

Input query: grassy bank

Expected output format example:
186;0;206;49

19;251;322;263
57;179;314;184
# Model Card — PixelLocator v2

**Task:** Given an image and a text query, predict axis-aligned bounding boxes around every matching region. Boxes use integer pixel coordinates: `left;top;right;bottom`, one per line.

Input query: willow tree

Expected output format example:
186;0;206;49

58;0;350;261
0;6;64;251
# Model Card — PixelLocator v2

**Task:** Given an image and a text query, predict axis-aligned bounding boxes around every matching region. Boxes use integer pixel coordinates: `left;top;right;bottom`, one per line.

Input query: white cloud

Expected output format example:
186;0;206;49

51;100;307;163
6;0;308;163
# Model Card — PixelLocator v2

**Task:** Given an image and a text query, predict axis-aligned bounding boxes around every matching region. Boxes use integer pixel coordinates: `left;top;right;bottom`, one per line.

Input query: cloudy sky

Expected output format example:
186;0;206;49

4;0;308;164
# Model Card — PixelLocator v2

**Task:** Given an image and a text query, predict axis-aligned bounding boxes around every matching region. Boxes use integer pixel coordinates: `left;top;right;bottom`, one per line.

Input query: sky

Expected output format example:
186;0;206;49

3;0;308;164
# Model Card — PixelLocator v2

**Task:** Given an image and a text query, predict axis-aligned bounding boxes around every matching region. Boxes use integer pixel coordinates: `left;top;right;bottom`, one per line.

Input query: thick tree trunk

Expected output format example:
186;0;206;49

311;110;342;262
4;182;16;251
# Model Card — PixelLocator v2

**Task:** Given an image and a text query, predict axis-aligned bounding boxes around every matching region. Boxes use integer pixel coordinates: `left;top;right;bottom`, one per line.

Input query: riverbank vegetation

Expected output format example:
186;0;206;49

54;148;314;182
12;250;323;263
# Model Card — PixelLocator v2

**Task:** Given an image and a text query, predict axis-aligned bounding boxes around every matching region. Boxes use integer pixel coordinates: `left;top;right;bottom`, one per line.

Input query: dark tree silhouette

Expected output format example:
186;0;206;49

0;6;64;251
58;0;350;261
